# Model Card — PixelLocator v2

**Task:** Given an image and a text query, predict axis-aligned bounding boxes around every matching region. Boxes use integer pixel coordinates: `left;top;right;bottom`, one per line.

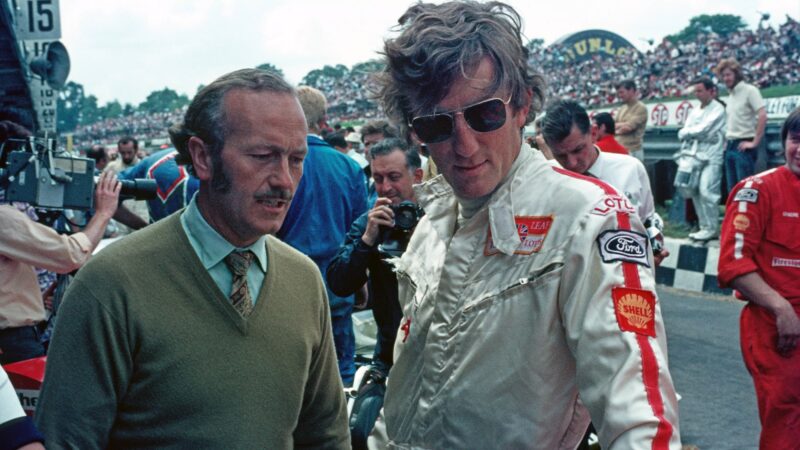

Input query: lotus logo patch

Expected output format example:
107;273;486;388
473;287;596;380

612;287;656;337
734;188;759;204
591;194;637;216
597;230;650;267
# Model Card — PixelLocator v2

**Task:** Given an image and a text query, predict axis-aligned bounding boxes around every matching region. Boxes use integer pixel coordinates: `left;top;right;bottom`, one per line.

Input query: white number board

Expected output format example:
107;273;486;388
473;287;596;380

16;0;61;40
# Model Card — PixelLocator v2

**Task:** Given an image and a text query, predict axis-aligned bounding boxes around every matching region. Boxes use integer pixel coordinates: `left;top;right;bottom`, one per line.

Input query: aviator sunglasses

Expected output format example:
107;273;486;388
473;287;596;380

409;96;512;144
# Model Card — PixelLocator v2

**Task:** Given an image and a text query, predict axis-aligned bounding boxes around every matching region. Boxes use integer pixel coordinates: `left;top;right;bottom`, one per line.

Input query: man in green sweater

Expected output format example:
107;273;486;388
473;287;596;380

35;69;350;449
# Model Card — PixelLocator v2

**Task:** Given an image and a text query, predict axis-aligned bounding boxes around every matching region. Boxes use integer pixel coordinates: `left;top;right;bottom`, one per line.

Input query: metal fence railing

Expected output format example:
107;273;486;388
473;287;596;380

643;121;785;207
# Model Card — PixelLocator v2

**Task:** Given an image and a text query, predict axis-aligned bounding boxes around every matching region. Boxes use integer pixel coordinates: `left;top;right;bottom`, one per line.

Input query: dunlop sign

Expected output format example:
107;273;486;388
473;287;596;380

552;29;640;63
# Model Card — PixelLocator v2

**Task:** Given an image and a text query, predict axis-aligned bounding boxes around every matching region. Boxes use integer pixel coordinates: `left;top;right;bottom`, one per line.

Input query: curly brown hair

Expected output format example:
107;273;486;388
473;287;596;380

714;58;744;84
374;1;545;138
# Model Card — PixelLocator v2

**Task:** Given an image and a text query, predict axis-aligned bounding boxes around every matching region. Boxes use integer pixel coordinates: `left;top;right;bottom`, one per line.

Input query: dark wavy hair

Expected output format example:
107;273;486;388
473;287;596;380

169;69;294;180
592;112;616;136
542;100;591;147
375;1;545;138
781;107;800;150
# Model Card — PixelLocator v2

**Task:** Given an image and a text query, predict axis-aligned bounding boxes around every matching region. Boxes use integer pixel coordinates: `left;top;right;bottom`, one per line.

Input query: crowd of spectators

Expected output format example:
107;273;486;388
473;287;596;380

311;69;378;122
533;16;800;106
68;16;799;146
71;108;185;149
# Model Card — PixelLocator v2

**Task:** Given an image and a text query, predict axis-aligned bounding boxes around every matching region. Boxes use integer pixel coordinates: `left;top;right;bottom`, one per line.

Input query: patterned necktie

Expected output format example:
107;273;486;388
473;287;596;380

224;250;255;317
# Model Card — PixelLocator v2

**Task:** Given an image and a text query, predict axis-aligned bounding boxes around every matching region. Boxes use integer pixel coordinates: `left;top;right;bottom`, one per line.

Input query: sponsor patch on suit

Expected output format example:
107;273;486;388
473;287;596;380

591;194;637;216
612;287;656;337
597;230;650;267
734;188;759;203
484;216;553;256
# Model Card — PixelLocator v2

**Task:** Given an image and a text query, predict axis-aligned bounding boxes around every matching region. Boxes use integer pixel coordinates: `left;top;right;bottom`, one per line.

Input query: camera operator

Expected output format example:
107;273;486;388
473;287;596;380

326;137;423;447
0;170;121;364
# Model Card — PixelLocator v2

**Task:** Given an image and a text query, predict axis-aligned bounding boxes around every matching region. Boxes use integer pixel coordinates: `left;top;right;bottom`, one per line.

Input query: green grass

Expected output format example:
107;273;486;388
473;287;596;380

656;202;728;239
656;202;693;239
760;83;800;98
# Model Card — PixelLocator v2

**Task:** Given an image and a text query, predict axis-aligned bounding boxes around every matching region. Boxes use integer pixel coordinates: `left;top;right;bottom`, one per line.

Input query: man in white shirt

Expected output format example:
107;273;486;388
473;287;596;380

543;99;668;266
716;58;767;192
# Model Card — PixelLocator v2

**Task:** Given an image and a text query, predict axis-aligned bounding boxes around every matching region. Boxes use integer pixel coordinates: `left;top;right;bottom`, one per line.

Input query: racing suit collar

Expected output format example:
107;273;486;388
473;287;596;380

412;144;537;255
485;145;534;255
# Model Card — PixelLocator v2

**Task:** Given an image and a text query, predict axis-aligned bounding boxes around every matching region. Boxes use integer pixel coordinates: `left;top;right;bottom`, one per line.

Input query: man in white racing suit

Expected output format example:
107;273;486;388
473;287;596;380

542;99;669;267
373;2;680;448
676;77;726;241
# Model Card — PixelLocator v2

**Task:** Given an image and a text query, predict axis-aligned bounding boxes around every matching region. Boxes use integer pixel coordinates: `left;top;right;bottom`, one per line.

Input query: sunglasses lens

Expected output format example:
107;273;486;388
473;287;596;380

412;114;453;144
464;99;507;132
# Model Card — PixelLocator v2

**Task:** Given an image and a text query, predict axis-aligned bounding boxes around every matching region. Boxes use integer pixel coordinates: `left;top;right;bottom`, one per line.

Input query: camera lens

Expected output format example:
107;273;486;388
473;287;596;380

395;209;415;230
118;179;158;200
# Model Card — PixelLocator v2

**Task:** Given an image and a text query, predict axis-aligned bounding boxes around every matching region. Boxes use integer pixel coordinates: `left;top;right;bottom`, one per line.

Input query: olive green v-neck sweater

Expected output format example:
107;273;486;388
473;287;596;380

35;212;349;449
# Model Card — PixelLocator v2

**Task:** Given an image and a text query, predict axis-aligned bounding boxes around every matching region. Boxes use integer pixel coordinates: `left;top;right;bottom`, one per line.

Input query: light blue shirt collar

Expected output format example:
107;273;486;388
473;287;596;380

181;195;268;273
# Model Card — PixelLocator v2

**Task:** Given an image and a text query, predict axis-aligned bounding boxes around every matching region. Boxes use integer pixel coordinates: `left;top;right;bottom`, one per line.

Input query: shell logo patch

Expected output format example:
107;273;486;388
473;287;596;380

484;216;553;256
612;287;656;337
733;214;750;231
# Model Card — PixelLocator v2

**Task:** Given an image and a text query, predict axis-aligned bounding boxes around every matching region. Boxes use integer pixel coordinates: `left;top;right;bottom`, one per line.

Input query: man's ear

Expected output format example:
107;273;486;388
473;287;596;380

590;123;600;144
187;136;213;181
413;167;424;184
514;88;533;128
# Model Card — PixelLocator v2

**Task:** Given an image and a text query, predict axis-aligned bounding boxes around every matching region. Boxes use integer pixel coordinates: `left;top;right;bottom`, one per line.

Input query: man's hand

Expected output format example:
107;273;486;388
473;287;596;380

730;272;800;357
82;172;122;249
774;304;800;356
361;197;395;247
94;171;122;219
616;123;633;134
737;140;758;152
653;247;670;267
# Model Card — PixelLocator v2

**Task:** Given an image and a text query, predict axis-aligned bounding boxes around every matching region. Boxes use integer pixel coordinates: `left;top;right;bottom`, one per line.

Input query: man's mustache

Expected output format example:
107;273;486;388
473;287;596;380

254;190;293;201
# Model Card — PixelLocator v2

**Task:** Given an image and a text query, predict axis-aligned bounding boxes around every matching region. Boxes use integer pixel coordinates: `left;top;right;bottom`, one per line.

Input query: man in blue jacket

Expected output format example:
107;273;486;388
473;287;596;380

278;86;368;386
119;148;200;223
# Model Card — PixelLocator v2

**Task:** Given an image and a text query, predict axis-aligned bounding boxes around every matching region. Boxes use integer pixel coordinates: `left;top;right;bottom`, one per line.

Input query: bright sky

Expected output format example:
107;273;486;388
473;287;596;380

61;0;799;106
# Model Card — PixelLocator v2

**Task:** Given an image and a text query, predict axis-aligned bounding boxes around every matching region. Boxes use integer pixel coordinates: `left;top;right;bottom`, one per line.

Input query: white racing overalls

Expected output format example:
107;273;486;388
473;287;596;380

676;100;726;236
385;147;680;449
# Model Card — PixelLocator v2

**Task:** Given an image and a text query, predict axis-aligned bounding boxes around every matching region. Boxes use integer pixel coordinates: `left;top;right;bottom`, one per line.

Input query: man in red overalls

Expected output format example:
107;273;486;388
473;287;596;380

718;107;800;449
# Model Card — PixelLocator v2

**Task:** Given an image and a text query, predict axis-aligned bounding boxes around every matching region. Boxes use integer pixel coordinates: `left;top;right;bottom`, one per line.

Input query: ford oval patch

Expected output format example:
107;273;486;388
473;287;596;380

597;229;650;267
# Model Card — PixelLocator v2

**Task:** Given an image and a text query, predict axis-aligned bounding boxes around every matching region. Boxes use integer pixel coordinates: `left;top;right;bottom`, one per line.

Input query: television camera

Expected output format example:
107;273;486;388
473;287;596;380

0;136;156;210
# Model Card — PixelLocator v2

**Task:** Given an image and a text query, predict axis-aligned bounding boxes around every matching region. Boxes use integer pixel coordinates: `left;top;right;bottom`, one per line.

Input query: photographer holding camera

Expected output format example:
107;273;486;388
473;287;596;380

327;138;423;446
0;170;121;364
329;138;423;371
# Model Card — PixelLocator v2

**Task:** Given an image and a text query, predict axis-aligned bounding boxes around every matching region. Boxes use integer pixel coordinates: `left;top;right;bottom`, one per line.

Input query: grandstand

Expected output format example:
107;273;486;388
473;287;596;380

67;15;799;150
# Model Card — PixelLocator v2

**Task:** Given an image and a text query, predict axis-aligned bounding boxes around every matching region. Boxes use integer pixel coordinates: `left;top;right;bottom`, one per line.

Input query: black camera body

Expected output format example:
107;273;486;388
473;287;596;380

1;137;157;210
378;200;424;258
